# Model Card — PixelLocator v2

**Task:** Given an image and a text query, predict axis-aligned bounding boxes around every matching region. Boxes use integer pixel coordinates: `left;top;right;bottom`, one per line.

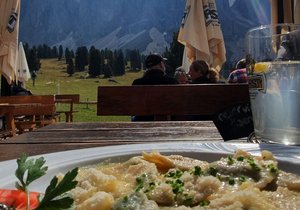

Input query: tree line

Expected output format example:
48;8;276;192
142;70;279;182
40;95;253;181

23;31;184;79
23;44;143;78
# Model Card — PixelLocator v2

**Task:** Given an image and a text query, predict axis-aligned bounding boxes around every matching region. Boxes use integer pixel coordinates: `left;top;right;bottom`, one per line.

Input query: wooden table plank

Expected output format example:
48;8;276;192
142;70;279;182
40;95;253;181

2;129;222;143
36;121;217;131
0;121;235;162
2;121;223;143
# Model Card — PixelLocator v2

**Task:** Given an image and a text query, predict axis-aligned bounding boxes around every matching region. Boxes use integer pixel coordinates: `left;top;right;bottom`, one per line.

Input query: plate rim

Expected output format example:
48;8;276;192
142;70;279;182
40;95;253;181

0;142;299;191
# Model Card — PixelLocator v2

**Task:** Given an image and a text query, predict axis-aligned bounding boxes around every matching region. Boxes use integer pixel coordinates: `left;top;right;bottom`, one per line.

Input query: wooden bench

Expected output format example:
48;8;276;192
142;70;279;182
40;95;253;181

55;94;80;122
0;95;56;135
97;84;250;120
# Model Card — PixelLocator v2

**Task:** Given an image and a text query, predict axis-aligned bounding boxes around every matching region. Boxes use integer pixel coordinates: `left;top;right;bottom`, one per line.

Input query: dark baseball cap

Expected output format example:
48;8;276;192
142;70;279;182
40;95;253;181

145;54;167;68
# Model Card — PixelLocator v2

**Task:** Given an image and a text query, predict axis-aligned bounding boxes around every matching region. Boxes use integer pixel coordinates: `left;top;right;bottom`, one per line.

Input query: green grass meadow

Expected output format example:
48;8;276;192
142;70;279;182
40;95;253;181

26;59;144;122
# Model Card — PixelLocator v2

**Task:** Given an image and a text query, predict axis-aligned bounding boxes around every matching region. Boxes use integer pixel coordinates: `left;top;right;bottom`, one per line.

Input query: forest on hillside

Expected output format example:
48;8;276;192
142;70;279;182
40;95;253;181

24;32;184;79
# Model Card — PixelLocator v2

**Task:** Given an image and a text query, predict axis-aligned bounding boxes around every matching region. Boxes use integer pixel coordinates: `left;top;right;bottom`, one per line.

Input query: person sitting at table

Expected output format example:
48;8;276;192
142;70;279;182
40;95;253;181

174;66;190;84
131;53;178;121
276;29;300;61
132;53;178;85
188;60;219;84
228;58;248;83
173;60;220;121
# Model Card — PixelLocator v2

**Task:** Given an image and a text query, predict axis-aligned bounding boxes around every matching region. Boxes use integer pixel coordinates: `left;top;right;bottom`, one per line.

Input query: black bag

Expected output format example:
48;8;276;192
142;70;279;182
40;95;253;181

11;85;32;96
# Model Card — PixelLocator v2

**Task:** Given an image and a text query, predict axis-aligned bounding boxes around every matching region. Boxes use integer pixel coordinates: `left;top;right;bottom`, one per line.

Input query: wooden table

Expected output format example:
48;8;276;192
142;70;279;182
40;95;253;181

0;104;16;136
0;103;56;137
55;94;80;122
0;121;243;161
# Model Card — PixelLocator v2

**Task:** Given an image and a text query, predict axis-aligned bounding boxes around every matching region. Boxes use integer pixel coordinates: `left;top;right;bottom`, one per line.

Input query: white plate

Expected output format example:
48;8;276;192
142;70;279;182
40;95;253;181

0;142;299;192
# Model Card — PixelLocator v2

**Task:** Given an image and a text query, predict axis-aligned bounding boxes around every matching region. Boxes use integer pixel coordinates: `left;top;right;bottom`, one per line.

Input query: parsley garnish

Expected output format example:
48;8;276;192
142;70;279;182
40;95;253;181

166;179;184;194
199;199;210;206
15;154;48;190
183;194;193;206
267;164;278;173
123;196;129;202
227;156;234;165
247;157;261;172
208;167;218;177
135;174;146;192
237;156;244;161
239;175;246;182
228;178;235;185
193;166;203;176
15;154;48;210
36;167;78;210
144;182;156;193
165;170;183;178
14;154;78;210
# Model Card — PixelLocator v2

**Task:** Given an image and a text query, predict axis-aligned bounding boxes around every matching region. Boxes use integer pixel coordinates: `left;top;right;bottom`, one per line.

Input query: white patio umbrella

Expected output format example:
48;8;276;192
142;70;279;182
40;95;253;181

17;42;31;87
0;0;20;85
178;0;226;72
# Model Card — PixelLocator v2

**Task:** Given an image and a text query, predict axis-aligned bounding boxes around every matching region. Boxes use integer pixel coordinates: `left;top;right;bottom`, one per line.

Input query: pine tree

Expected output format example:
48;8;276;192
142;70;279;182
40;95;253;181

75;47;81;71
89;46;98;77
82;46;89;66
75;48;83;72
94;49;102;77
127;49;141;71
103;63;112;78
75;47;88;72
35;44;52;59
112;50;118;76
37;45;44;58
100;49;105;75
28;47;40;73
67;59;75;76
103;55;112;78
65;48;71;64
162;31;184;76
58;45;63;60
70;50;75;58
104;48;113;66
112;49;125;76
52;46;58;58
89;46;95;69
135;49;141;70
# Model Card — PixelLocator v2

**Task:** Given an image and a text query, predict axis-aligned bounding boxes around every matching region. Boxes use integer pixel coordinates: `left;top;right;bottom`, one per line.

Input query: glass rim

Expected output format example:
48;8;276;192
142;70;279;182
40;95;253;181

246;23;300;38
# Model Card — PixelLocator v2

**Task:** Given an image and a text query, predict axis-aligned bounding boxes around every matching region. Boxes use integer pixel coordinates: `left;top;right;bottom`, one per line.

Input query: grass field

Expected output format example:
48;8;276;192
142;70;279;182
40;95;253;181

26;59;144;122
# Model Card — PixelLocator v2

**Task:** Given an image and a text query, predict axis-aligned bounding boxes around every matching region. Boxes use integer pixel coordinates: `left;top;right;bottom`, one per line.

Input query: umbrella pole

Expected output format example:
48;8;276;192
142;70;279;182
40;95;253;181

0;75;12;96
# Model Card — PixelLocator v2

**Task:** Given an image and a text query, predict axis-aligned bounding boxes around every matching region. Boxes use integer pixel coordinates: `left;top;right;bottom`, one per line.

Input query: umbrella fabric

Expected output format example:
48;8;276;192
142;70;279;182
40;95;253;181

17;42;31;83
271;0;300;24
0;0;20;84
178;0;226;71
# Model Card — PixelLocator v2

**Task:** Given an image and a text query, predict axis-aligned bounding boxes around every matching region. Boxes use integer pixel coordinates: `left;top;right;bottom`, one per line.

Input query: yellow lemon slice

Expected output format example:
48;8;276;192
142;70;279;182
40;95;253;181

253;62;270;73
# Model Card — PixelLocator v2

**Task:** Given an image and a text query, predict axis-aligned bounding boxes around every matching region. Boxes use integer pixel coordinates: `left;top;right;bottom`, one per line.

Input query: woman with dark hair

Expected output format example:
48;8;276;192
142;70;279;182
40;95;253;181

188;60;219;84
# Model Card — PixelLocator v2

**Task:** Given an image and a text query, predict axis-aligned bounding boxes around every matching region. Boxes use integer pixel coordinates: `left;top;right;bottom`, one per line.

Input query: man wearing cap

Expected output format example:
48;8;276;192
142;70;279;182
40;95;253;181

132;53;178;85
131;53;178;121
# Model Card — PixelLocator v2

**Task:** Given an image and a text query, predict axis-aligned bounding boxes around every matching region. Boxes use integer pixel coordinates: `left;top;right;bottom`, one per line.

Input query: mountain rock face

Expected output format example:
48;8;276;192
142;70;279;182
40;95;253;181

19;0;270;63
20;0;185;54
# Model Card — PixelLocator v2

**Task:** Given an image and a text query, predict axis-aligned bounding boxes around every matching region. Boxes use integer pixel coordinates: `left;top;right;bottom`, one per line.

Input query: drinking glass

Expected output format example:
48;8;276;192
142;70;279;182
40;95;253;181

246;24;300;145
